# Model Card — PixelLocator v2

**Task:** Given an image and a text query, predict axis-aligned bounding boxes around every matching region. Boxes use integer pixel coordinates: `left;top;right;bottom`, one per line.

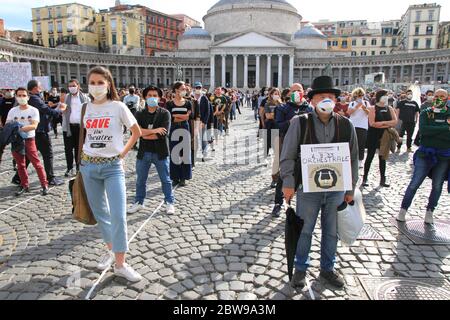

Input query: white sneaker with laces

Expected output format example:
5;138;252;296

167;204;175;215
97;251;114;271
128;203;145;214
396;209;407;222
425;210;434;225
114;263;143;282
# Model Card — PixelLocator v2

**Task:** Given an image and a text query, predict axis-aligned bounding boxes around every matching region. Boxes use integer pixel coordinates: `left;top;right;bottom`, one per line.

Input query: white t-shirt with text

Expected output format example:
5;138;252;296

82;101;137;158
6;105;40;139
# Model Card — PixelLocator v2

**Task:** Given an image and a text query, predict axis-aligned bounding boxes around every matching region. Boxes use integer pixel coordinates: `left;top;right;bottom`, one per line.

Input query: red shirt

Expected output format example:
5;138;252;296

334;102;349;117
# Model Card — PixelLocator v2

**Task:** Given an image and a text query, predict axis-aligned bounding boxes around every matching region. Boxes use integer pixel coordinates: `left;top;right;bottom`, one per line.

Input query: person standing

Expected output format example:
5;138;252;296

347;88;370;168
414;90;435;146
47;87;61;138
398;89;450;225
123;86;140;116
193;82;210;162
396;89;420;153
167;81;193;187
6;87;52;196
1;89;17;127
280;76;359;289
128;86;175;215
210;87;227;139
80;66;142;282
362;90;398;187
271;83;312;218
62;79;89;177
19;80;65;186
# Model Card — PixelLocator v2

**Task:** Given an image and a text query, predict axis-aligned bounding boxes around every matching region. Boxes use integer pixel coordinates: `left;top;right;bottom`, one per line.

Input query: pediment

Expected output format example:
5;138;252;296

214;32;290;48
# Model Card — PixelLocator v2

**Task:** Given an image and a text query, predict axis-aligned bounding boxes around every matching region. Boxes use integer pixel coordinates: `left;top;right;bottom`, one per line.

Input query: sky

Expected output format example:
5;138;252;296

1;0;449;31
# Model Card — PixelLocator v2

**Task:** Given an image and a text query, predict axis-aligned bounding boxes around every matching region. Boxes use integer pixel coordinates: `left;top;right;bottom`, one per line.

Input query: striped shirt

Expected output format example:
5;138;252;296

167;100;192;122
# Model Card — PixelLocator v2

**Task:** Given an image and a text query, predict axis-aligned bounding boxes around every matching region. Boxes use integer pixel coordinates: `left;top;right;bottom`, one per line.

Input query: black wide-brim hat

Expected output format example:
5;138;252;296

308;76;341;100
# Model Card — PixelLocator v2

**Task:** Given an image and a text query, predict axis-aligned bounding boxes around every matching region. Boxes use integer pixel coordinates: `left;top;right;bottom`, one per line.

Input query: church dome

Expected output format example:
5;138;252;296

178;27;212;50
180;26;211;39
291;23;327;50
293;23;326;39
210;0;295;10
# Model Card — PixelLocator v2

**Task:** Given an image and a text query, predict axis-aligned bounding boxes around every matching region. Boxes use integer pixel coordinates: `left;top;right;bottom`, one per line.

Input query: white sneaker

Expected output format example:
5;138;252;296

114;263;143;282
128;203;145;214
167;204;175;215
425;210;434;225
97;251;114;271
396;209;407;222
359;161;364;169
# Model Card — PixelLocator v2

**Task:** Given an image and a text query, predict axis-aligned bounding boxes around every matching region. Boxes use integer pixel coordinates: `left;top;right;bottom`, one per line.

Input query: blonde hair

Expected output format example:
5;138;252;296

352;88;366;98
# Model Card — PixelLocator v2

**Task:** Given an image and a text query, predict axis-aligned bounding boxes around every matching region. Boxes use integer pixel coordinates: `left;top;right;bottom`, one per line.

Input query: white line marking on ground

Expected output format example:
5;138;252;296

0;186;60;215
85;186;178;300
306;277;316;300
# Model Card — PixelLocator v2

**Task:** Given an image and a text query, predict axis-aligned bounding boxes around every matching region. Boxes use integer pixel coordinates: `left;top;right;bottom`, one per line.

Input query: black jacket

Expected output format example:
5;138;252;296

28;93;61;133
0;122;25;161
136;107;171;160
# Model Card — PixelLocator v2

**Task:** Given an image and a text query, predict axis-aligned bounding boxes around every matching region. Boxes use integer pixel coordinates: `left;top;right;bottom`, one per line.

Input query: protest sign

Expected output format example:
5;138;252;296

0;62;32;89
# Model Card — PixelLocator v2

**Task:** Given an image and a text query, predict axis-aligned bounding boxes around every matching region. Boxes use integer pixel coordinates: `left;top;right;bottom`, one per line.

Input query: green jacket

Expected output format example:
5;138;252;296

419;107;450;153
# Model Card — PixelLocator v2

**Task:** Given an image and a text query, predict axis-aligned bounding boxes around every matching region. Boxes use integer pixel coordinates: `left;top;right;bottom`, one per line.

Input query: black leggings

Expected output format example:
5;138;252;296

355;128;367;161
364;146;386;179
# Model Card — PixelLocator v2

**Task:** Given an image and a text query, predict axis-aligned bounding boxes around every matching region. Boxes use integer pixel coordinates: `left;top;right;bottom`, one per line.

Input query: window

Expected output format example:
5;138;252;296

56;7;61;18
392;38;397;47
426;38;432;49
416;11;421;22
48;21;54;33
415;26;420;35
112;33;117;45
35;9;40;20
48;8;52;18
67;20;72;32
111;19;117;31
36;23;41;33
351;51;357;56
332;40;338;46
342;40;348;48
123;35;127;45
382;39;386;46
327;41;331;47
49;38;55;47
84;8;88;17
380;51;386;55
371;51;376;56
352;39;357;46
371;39;377;46
361;51;367;56
57;21;63;33
426;26;433;35
362;39;367;46
122;19;127;32
429;10;434;21
413;39;419;49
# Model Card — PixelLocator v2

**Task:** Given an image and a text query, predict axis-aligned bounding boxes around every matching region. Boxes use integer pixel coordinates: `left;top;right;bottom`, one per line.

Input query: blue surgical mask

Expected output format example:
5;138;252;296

147;97;159;107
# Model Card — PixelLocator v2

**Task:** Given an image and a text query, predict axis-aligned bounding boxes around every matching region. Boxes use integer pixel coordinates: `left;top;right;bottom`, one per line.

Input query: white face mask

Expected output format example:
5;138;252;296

179;90;187;97
51;90;58;96
17;97;29;106
272;95;280;101
380;96;389;106
89;85;108;101
195;89;202;95
69;87;78;95
427;96;434;102
407;94;413;100
317;98;335;114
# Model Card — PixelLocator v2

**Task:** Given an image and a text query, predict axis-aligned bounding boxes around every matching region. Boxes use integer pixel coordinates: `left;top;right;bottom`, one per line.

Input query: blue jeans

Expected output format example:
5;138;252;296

80;159;128;253
401;156;449;212
295;189;345;272
136;152;174;205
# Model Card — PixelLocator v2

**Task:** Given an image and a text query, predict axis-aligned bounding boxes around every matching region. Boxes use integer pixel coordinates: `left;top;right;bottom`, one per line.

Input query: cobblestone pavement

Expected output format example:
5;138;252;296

0;106;449;300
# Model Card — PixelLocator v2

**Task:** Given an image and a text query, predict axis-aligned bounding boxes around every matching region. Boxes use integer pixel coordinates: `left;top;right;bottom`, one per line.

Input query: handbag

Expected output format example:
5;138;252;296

69;103;97;226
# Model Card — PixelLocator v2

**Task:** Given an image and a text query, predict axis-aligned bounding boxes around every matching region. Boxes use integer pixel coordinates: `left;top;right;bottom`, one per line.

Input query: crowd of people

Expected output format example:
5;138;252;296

0;67;448;288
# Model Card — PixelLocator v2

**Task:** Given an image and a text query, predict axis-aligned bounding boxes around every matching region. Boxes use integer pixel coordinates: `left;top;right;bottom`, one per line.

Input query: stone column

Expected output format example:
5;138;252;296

278;55;283;88
76;64;81;82
359;67;364;84
338;67;343;86
144;67;148;86
445;62;449;83
221;55;226;87
163;67;167;88
232;55;237;88
201;68;205;85
125;67;130;86
411;65;415;82
210;55;215;90
289;55;294;85
255;55;261;89
389;66;394;83
400;65;404;83
153;67;158;86
56;63;61;86
116;66;120;85
266;54;272;87
66;63;71;83
46;61;51;78
135;66;139;87
309;68;313;85
243;55;249;89
422;64;427;83
35;60;41;76
433;63;438;82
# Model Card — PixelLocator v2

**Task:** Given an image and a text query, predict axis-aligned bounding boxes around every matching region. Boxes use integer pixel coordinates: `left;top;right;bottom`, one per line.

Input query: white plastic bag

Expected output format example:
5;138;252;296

337;188;366;246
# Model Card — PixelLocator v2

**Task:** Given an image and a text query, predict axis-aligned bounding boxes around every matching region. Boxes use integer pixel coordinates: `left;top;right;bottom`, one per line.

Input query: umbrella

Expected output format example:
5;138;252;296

285;201;304;281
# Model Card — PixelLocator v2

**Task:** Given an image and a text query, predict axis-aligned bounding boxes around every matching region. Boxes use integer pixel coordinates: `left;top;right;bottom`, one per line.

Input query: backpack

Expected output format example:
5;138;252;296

293;114;353;191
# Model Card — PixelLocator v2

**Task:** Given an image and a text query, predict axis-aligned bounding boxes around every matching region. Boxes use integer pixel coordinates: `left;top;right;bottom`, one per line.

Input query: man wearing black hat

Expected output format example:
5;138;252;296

280;76;359;289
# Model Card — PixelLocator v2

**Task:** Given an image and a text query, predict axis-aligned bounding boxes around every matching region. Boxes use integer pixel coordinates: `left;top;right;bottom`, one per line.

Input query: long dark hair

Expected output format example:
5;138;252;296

172;81;185;93
87;66;120;101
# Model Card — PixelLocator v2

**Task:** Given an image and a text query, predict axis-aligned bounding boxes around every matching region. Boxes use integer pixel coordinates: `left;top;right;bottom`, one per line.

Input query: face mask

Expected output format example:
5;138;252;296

427;96;434;102
51;90;58;96
380;96;389;106
179;90;187;97
89;85;108;101
195;89;202;95
317;98;335;114
407;94;413;100
69;87;78;95
272;95;280;101
264;91;268;96
147;97;159;107
17;97;29;106
291;92;303;104
4;91;13;98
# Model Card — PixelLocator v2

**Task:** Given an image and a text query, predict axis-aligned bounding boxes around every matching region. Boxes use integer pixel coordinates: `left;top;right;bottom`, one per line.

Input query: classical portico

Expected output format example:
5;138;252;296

209;32;295;89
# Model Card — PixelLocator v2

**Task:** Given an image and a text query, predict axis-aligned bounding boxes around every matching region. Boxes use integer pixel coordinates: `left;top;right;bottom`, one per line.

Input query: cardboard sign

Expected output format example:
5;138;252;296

0;62;32;89
301;143;352;193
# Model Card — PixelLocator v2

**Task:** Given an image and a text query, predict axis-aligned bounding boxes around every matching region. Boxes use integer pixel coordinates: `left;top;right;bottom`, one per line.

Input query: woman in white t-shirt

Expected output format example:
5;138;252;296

347;88;370;168
79;66;142;282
